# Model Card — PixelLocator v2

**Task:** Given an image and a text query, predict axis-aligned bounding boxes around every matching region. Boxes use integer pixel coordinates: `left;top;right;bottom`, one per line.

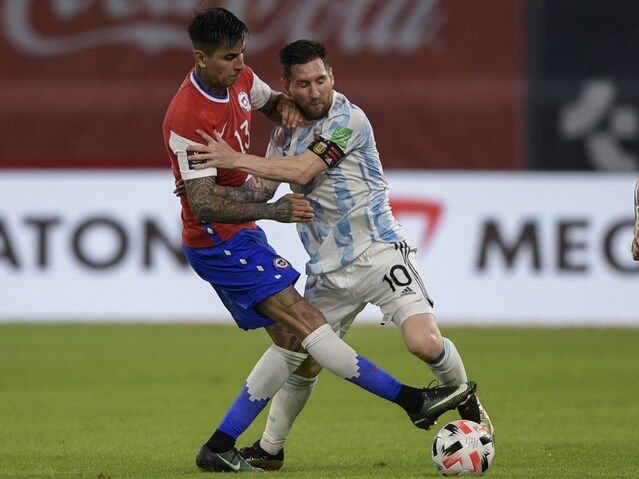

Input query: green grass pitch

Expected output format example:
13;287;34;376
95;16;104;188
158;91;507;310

1;323;638;478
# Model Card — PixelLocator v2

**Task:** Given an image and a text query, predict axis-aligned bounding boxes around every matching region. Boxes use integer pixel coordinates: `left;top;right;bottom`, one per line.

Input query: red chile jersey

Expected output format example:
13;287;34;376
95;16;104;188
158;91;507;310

163;67;271;248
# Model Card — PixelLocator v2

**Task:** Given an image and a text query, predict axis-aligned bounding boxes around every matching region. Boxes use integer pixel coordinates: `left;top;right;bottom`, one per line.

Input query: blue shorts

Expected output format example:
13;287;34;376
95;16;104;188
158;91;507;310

183;227;301;331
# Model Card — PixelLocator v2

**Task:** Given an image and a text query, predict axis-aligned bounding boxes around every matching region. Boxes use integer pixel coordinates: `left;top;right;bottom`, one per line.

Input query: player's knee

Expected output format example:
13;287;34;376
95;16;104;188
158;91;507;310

298;303;328;330
405;332;442;362
400;313;442;361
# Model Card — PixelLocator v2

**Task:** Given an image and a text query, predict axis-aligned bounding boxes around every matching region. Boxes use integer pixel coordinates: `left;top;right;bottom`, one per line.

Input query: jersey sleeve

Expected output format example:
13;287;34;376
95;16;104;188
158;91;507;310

249;70;272;111
168;130;217;180
309;104;367;168
265;126;286;158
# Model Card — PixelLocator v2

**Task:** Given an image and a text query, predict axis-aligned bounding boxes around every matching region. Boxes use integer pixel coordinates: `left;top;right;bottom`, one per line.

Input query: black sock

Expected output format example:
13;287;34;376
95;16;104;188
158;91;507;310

205;429;236;453
394;385;424;415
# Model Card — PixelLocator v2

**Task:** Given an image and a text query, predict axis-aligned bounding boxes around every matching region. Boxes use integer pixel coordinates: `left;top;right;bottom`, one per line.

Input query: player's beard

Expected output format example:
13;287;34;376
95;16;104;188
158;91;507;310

303;98;331;121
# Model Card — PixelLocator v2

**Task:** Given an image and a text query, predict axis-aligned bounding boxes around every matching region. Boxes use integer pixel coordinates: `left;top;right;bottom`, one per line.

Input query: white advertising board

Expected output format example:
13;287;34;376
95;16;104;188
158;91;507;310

1;171;637;326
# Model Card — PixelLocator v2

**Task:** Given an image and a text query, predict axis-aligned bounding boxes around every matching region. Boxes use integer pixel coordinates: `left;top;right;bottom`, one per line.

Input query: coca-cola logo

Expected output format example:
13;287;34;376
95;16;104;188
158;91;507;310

3;0;444;56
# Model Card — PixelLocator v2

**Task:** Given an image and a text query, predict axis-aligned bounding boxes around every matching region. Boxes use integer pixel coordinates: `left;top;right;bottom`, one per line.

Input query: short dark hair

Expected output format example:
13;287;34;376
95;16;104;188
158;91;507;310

188;8;248;54
279;40;330;80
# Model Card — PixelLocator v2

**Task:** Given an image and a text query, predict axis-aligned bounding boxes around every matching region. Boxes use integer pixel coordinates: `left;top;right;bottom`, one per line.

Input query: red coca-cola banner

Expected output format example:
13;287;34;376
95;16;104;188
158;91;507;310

0;0;524;169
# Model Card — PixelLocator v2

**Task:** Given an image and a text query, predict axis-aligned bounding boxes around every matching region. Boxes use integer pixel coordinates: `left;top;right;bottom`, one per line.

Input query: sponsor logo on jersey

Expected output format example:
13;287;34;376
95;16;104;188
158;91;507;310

238;92;250;111
330;126;352;148
273;257;290;269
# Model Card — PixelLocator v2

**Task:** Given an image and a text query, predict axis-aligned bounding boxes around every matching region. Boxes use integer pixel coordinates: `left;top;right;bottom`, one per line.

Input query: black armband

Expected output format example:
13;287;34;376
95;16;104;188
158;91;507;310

308;136;345;168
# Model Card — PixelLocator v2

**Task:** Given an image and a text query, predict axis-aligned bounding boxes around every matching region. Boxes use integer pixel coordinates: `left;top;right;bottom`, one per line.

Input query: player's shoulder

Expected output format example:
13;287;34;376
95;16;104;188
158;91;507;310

167;72;200;106
165;82;202;124
332;92;366;117
329;91;369;130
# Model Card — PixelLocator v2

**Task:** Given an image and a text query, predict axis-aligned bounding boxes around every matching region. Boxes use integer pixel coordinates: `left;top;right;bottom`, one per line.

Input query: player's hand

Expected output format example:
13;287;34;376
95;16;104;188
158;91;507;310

173;178;186;197
277;96;303;129
271;193;314;223
187;129;239;169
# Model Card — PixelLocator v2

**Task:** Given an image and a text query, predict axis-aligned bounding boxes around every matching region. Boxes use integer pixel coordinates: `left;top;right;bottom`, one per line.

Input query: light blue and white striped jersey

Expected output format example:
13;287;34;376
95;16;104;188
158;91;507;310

266;91;409;274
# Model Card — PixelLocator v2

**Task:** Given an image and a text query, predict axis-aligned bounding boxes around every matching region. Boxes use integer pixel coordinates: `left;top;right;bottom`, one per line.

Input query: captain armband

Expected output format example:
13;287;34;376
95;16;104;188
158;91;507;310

307;137;346;168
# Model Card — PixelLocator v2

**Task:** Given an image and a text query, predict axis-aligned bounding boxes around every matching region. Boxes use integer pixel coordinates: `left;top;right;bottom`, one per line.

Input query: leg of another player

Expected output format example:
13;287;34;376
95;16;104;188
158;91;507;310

257;287;408;403
238;357;320;470
199;323;309;468
249;313;474;468
401;313;494;439
262;312;472;458
258;287;475;426
400;312;468;385
201;285;419;463
260;356;321;456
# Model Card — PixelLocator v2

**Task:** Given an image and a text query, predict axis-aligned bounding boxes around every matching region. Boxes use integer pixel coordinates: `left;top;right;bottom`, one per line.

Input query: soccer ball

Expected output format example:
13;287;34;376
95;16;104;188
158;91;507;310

431;420;495;476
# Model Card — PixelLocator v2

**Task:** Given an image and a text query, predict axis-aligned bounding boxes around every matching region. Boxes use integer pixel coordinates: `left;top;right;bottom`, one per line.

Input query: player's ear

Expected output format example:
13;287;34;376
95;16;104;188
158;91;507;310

328;67;335;87
193;50;207;67
282;78;291;96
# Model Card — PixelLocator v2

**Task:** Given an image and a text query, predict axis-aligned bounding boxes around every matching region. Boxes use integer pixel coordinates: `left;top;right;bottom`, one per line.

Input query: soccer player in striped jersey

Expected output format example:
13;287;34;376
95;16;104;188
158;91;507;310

165;11;476;474
188;39;494;471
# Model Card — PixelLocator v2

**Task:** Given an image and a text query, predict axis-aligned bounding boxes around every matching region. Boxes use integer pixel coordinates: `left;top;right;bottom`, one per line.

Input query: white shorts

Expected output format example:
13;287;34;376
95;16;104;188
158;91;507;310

304;241;434;336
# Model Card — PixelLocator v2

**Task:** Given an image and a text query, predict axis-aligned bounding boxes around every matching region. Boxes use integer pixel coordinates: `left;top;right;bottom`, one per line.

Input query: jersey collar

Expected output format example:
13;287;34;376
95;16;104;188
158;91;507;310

190;71;229;103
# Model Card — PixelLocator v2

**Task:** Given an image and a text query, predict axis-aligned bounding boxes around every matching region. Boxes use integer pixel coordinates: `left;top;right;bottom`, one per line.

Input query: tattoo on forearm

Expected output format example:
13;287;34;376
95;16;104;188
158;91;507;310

186;177;268;223
186;176;299;224
213;177;278;203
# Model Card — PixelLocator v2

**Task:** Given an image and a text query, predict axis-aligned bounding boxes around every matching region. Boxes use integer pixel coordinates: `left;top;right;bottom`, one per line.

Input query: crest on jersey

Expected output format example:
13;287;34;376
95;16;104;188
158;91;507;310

238;91;251;111
273;257;290;269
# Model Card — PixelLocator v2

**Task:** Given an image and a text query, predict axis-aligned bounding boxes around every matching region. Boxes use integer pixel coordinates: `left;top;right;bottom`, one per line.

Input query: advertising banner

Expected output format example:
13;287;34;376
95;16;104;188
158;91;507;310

0;0;523;170
1;171;637;325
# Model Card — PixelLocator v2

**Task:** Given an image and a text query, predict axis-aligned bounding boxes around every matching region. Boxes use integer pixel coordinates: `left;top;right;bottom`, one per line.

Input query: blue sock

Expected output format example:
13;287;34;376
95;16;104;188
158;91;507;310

217;384;270;439
346;355;403;401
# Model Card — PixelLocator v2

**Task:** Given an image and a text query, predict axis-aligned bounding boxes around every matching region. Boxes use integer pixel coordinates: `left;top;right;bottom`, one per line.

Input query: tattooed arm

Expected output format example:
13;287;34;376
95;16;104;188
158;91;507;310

174;175;278;203
212;176;280;203
185;176;312;224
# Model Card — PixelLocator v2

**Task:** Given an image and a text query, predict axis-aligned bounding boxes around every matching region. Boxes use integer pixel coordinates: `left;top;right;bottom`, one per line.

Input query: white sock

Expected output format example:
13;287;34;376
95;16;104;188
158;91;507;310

260;374;318;455
245;345;308;401
301;323;359;379
427;337;468;385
